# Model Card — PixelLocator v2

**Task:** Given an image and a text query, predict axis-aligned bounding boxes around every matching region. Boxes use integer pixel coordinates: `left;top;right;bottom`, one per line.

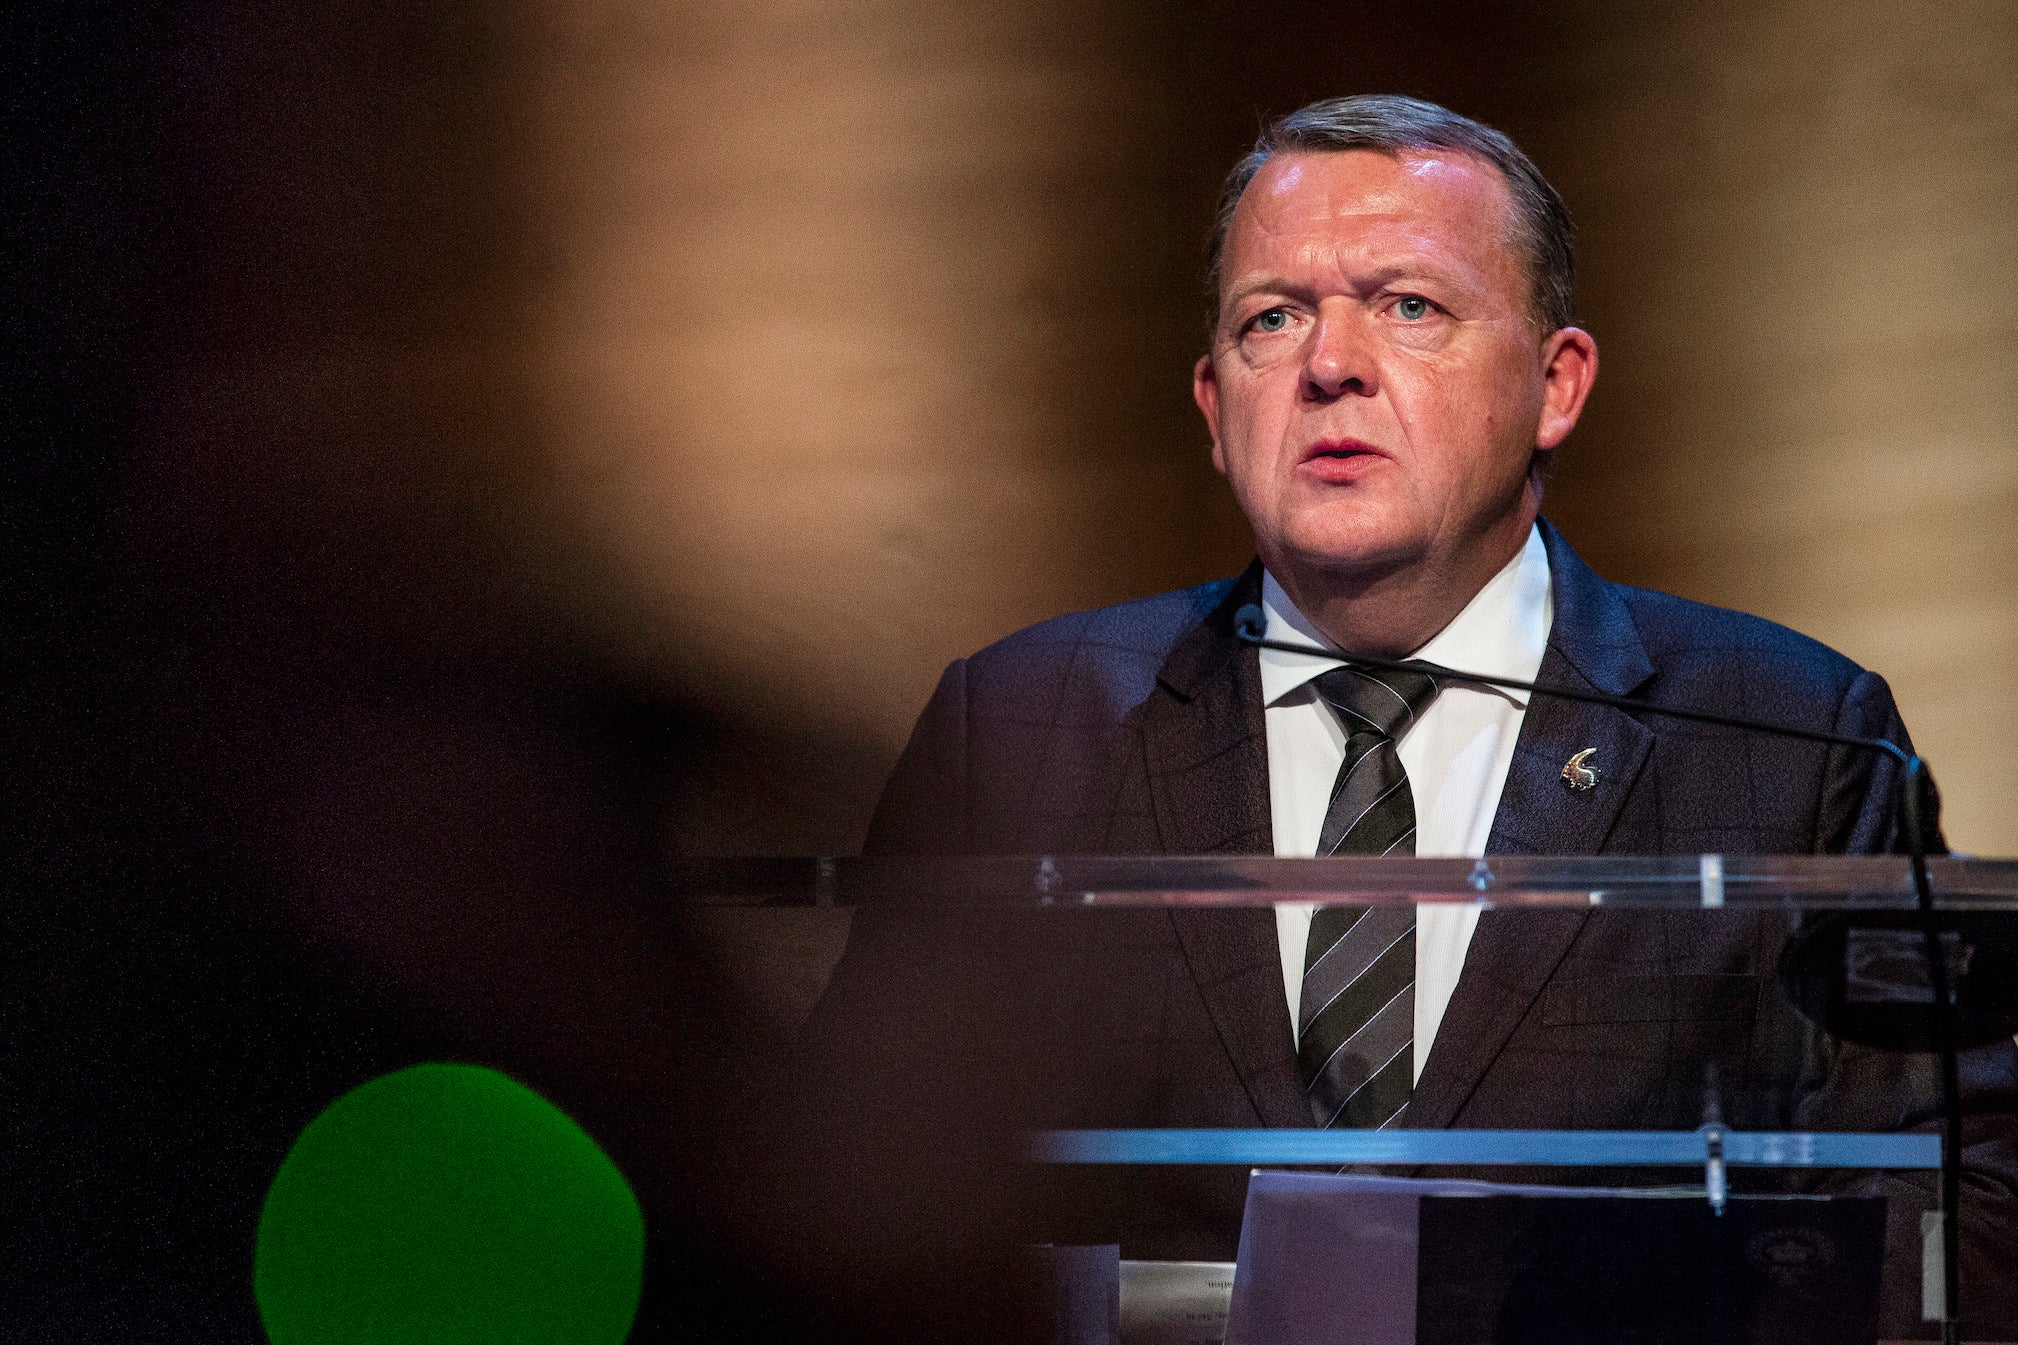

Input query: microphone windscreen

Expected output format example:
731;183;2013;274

1234;604;1267;641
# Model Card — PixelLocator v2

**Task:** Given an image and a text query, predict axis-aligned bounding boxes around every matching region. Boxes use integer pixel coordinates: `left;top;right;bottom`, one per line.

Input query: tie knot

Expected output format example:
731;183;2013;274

1312;662;1440;741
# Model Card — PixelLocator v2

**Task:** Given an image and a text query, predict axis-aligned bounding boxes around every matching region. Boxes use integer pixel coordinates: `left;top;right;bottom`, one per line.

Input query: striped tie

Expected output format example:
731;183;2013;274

1299;662;1440;1130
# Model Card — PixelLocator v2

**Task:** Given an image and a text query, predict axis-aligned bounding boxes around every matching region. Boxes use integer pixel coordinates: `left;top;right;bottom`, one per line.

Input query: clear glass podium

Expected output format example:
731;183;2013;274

677;856;2018;1344
676;852;2018;911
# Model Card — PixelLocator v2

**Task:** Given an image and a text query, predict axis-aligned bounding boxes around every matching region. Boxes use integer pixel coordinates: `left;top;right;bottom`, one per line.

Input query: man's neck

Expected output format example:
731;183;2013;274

1265;513;1537;658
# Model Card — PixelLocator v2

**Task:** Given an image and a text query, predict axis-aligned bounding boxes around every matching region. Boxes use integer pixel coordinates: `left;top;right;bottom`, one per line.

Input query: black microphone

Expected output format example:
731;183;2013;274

1233;601;1998;1341
1236;600;1941;846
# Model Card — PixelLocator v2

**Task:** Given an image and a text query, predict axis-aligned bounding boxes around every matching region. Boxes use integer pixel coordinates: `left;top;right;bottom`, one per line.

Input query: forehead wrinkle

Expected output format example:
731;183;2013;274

1224;221;1492;307
1392;151;1530;298
1251;175;1409;236
1225;150;1525;313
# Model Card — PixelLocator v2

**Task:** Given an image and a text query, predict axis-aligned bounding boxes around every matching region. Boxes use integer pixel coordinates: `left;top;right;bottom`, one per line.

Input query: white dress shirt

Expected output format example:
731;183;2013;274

1263;524;1553;1082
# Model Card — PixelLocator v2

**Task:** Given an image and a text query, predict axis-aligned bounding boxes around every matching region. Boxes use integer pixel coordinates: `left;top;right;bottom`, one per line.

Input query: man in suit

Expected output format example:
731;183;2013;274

815;96;2016;1336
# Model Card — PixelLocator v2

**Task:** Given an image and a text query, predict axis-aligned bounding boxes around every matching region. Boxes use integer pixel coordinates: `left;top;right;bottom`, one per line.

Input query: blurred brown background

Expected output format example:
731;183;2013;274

507;0;2018;858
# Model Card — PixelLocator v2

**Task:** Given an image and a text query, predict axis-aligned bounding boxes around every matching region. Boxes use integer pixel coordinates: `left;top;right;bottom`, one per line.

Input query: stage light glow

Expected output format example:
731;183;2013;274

254;1063;643;1345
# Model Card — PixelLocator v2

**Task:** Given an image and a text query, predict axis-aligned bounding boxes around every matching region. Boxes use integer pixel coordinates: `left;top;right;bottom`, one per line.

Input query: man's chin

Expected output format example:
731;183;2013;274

1265;529;1424;588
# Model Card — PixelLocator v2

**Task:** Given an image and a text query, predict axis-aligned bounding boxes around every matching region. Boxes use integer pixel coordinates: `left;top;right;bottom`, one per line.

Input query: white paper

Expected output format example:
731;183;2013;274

1120;1260;1235;1345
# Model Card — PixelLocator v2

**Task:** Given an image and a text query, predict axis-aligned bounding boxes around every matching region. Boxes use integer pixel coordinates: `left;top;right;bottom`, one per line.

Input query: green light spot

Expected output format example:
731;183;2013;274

255;1063;644;1345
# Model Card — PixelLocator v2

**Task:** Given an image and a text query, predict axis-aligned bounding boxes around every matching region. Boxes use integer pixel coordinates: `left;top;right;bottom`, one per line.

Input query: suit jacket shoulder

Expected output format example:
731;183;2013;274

1479;523;1924;858
1612;578;1872;708
863;574;1246;854
966;575;1239;715
1613;582;1917;795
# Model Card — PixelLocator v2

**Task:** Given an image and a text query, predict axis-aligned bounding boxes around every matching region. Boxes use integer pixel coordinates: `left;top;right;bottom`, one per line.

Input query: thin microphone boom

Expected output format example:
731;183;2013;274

1234;603;1923;791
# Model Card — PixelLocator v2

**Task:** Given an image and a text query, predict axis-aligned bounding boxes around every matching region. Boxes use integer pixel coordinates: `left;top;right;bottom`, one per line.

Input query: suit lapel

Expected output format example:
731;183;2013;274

1139;565;1272;858
1166;906;1313;1129
1406;521;1658;1130
1135;566;1310;1128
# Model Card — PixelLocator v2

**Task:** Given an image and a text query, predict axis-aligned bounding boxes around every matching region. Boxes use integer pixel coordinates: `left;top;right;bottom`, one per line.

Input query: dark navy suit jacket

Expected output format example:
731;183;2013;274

818;520;2016;1337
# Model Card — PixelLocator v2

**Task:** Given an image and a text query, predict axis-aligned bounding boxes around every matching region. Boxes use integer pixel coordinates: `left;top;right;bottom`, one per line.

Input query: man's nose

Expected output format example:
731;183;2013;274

1302;305;1377;402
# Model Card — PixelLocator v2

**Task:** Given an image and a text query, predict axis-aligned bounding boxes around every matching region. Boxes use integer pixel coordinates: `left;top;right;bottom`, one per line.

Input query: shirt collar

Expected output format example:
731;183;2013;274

1258;523;1554;708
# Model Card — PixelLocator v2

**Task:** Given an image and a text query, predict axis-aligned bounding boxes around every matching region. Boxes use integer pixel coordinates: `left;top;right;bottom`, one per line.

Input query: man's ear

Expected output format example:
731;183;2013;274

1193;354;1227;474
1535;325;1598;451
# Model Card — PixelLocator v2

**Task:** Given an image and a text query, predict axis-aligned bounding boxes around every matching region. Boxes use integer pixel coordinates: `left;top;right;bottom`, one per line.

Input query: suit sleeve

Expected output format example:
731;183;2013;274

1814;668;1943;856
862;658;970;855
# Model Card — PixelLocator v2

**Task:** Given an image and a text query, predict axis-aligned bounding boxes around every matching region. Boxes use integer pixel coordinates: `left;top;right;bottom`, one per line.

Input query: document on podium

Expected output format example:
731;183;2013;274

1226;1170;1885;1345
1121;1260;1236;1345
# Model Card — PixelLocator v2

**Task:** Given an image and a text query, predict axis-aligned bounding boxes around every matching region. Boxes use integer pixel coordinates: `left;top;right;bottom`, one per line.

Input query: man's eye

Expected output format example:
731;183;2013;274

1393;295;1433;321
1250;308;1291;334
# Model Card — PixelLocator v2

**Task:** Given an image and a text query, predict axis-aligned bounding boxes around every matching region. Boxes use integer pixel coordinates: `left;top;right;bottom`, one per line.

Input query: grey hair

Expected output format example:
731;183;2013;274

1206;94;1576;332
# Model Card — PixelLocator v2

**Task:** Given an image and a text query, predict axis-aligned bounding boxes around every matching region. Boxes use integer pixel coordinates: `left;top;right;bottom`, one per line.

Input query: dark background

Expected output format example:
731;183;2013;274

7;0;2014;1338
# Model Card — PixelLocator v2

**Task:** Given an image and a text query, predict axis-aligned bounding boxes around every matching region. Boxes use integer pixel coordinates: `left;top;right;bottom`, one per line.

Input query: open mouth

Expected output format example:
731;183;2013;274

1301;438;1384;463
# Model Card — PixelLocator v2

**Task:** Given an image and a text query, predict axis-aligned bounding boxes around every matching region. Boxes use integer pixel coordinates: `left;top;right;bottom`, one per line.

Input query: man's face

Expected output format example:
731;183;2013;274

1195;148;1590;592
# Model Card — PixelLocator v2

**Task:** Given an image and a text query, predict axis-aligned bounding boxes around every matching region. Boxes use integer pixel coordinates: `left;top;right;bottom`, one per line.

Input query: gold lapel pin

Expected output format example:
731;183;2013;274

1561;748;1600;791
